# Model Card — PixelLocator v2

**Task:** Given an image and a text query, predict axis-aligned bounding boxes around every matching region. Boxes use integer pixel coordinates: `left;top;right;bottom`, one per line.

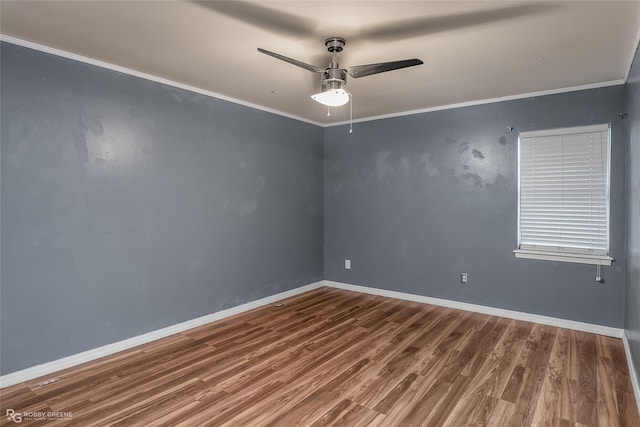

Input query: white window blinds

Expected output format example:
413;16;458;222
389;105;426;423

518;124;610;256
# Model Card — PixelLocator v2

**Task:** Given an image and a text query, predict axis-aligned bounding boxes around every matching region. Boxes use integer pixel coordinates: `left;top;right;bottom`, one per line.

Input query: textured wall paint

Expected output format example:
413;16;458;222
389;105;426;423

625;45;640;388
0;43;324;374
325;86;626;327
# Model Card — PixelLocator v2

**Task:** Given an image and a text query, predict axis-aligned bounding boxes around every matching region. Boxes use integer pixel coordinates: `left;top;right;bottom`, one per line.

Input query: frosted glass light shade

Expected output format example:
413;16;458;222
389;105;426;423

311;88;350;107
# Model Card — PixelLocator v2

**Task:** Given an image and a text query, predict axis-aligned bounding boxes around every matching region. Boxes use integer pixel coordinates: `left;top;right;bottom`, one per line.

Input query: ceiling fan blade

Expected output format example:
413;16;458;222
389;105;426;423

357;3;556;42
348;59;423;79
257;48;325;73
193;1;316;38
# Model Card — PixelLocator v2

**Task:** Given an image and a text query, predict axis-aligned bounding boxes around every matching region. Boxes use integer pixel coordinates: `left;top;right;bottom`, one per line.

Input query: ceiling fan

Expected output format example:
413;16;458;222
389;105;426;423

258;37;423;108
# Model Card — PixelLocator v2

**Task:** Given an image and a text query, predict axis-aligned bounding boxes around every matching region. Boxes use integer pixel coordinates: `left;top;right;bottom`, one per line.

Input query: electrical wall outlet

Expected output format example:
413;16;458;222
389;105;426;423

345;259;351;270
460;273;468;285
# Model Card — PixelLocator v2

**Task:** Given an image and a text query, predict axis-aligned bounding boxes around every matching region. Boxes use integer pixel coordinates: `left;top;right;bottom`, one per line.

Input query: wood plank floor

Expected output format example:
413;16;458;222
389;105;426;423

1;287;638;426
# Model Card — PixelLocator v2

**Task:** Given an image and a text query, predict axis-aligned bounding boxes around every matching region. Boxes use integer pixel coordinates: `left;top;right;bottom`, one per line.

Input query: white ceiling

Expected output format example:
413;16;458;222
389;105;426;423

1;1;639;125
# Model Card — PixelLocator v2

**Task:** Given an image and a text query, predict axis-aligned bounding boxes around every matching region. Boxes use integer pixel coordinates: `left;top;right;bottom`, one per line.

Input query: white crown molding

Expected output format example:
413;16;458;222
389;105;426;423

623;331;640;415
323;280;624;338
0;280;324;389
328;80;625;127
0;35;627;129
624;7;640;83
0;34;324;127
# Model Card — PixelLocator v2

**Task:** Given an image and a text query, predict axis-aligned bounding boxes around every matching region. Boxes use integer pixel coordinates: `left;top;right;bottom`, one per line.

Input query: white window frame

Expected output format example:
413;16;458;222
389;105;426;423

513;124;614;266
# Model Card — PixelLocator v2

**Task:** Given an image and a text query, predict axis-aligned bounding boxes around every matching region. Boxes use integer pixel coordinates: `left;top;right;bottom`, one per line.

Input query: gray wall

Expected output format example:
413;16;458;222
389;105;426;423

1;40;632;378
325;86;627;327
0;43;324;375
626;45;640;390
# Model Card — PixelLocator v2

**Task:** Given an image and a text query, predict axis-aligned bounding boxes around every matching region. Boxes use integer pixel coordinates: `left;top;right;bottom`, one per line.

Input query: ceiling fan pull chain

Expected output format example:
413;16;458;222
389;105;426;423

349;93;353;135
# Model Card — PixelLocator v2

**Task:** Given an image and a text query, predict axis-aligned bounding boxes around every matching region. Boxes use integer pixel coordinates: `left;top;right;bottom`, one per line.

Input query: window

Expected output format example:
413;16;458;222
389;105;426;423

514;124;613;265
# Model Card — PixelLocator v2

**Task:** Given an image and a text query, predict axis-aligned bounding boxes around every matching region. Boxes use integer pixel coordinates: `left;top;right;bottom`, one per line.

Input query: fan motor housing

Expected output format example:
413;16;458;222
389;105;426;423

322;68;347;91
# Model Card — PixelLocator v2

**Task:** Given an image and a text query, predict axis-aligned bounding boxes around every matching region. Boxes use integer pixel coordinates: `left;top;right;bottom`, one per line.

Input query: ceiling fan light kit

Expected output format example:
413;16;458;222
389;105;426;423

258;36;423;110
311;88;350;107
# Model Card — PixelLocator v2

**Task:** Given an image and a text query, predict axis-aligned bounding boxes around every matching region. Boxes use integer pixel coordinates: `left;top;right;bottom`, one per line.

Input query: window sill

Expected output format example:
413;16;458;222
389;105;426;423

513;250;613;266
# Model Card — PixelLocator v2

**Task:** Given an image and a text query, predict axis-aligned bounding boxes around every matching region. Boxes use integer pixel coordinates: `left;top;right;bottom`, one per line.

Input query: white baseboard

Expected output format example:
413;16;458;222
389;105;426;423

323;280;624;338
0;281;324;389
623;331;640;414
329;275;640;408
1;279;626;390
